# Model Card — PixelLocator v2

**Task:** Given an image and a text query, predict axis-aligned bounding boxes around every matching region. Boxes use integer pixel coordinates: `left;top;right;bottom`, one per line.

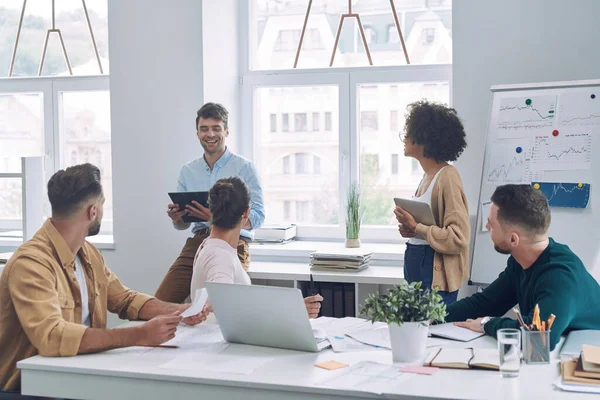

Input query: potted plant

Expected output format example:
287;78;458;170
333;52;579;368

345;183;362;248
360;281;447;363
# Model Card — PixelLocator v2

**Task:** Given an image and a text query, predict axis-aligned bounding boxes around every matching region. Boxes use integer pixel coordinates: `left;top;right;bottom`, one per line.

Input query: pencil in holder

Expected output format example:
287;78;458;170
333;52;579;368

521;328;550;364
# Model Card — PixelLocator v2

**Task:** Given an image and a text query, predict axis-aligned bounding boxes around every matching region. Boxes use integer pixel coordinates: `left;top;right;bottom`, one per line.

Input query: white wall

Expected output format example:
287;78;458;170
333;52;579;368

453;0;600;292
202;0;241;151
104;0;204;323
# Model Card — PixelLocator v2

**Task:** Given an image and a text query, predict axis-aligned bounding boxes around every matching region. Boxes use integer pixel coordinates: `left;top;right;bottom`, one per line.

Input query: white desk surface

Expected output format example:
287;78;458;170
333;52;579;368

19;321;577;400
248;261;404;285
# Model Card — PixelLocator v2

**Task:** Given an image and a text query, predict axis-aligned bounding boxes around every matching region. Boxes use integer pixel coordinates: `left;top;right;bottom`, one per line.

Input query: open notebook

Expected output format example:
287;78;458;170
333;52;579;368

429;323;486;342
425;348;500;370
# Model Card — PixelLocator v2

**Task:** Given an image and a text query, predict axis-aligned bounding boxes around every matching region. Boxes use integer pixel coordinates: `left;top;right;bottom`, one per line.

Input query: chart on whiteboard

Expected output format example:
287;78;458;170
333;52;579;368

497;95;556;138
486;139;537;184
531;134;592;171
532;182;591;208
559;92;600;126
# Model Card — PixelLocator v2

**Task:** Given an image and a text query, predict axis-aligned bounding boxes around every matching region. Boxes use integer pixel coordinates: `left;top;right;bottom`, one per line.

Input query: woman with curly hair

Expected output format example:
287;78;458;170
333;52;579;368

394;100;470;305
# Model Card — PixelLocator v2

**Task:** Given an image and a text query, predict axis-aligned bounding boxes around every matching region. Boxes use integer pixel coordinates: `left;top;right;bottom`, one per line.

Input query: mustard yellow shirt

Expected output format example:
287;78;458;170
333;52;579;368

0;220;153;392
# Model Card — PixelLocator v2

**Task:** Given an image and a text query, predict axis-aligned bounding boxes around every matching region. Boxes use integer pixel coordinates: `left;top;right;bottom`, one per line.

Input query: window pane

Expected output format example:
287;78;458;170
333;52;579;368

251;0;452;70
60;91;113;233
254;85;339;225
0;93;44;173
294;113;307;132
0;178;22;234
312;112;320;131
324;111;332;131
270;113;277;132
359;81;449;225
0;0;109;77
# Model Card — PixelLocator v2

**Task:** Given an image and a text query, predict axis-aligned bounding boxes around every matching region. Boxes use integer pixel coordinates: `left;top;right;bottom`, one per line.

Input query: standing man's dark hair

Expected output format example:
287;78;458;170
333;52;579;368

195;102;229;130
47;163;103;218
491;184;551;236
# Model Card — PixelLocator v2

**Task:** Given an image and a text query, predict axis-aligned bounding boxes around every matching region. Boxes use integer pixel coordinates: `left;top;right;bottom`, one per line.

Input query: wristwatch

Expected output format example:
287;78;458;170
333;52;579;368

480;316;491;332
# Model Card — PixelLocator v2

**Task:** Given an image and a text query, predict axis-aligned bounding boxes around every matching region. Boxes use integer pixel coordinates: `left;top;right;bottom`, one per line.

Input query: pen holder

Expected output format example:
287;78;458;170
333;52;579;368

521;328;550;364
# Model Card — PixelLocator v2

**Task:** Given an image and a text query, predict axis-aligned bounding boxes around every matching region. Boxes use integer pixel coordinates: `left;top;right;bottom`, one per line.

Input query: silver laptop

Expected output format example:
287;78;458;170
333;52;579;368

205;282;329;352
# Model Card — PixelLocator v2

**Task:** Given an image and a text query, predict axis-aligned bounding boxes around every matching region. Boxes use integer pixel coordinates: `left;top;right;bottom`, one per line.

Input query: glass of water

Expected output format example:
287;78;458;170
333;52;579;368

497;328;521;378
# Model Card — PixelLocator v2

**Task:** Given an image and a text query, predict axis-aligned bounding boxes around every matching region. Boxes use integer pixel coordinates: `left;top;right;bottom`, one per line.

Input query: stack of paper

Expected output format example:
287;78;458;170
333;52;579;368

556;345;600;394
253;224;297;243
310;249;373;272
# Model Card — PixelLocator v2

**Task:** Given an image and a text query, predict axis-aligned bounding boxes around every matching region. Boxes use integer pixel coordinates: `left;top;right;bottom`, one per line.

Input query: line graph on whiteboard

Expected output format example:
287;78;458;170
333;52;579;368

559;91;600;126
497;95;557;137
487;139;539;184
532;134;591;170
533;182;590;208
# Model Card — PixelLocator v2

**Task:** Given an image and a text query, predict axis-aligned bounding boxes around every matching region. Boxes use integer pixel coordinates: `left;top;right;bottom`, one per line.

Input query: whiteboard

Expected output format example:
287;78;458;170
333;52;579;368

470;80;600;285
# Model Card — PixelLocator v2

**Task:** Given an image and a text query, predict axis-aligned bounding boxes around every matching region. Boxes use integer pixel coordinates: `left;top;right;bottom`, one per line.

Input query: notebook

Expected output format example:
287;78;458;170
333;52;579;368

560;330;600;357
429;323;486;342
425;348;499;370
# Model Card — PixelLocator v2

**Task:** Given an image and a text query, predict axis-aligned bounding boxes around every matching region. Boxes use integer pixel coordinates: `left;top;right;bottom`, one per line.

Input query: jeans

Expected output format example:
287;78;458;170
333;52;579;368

403;243;458;305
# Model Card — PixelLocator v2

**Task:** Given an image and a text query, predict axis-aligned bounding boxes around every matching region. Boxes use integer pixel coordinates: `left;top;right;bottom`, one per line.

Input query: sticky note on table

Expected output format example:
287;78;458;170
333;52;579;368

315;360;349;370
399;366;439;375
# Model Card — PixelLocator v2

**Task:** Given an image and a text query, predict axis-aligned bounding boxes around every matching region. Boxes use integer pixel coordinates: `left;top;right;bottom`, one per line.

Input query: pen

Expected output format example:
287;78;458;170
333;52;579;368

513;308;529;330
533;304;540;330
309;273;318;296
547;314;556;330
140;344;179;349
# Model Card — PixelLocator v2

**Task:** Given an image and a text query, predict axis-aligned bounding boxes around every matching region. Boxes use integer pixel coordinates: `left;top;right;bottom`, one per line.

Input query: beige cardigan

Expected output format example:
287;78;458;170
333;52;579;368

414;165;470;292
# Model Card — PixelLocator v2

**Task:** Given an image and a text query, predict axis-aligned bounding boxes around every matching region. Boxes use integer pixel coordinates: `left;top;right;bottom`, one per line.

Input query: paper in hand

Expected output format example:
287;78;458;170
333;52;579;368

181;288;208;318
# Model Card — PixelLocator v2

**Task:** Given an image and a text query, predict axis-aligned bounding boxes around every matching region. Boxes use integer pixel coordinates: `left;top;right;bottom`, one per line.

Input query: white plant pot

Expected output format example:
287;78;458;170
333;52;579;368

388;321;430;363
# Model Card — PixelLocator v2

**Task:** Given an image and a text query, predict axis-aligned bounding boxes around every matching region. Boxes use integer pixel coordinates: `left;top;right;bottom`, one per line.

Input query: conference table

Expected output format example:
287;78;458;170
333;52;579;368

18;319;578;400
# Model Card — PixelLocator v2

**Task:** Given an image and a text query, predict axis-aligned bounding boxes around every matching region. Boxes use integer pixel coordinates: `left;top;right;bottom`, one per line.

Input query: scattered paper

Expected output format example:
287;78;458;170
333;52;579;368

345;324;391;349
163;323;223;348
315;360;349;370
399;365;439;375
327;334;379;352
181;288;208;318
318;361;411;395
429;323;485;342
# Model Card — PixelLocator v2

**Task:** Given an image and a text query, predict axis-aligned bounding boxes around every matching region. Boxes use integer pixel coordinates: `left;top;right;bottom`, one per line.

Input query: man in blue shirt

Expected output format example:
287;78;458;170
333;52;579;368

155;103;265;303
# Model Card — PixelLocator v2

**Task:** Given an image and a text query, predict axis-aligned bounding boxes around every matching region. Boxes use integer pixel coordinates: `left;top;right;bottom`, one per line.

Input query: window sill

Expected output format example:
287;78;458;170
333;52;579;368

249;240;405;265
0;234;115;250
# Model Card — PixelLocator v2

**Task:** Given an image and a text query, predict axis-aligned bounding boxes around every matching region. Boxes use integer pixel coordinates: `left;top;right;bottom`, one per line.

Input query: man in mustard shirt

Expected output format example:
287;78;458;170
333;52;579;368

0;163;206;394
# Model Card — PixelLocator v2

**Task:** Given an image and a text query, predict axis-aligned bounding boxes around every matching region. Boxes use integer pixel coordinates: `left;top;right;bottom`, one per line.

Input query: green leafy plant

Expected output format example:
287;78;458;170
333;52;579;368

360;281;447;326
345;183;363;239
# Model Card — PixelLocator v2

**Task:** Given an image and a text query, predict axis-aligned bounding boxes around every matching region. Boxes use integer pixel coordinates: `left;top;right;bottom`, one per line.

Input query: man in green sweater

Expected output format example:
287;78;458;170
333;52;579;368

447;184;600;350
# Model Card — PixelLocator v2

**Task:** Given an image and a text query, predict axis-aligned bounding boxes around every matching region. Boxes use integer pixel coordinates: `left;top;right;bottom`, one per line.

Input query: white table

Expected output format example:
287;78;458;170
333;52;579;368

18;321;578;400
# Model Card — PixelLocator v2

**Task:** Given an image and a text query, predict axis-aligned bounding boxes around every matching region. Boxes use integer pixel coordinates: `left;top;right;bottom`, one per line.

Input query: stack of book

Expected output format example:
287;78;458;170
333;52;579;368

556;345;600;394
253;224;297;244
310;249;373;272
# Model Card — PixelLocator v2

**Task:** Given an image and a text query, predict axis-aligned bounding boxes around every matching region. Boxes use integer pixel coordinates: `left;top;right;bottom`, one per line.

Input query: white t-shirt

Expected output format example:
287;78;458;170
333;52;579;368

190;238;251;295
408;166;446;246
74;256;91;327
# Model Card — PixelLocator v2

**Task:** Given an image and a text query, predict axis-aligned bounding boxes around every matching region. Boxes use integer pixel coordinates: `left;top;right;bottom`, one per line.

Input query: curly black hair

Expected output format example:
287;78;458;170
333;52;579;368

404;100;467;162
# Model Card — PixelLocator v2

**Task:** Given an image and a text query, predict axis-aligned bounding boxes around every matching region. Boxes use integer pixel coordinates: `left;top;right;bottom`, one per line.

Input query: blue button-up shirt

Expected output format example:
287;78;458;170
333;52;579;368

177;148;265;240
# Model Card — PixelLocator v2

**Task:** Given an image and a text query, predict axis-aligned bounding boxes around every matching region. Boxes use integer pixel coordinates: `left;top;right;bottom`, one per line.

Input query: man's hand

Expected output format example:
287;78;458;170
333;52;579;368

185;201;212;221
394;206;418;231
453;318;484;333
398;223;416;238
136;312;182;346
178;304;208;326
167;203;188;224
304;295;323;319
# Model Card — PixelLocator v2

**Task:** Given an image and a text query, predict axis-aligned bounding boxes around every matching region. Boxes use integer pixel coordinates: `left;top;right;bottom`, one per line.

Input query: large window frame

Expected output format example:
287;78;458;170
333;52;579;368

0;75;111;246
241;65;451;242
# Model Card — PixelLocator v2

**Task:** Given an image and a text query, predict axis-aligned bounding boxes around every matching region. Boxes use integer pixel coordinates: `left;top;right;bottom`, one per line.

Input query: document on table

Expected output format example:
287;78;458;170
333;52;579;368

429;323;485;342
159;343;273;375
181;288;208;318
345;323;391;349
162;323;224;348
327;333;381;352
318;361;411;394
312;317;379;352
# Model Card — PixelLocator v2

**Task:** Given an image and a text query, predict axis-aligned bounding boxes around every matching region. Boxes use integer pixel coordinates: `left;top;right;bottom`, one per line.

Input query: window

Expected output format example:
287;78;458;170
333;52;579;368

250;0;452;69
312;112;320;131
361;111;379;132
324;112;332;131
282;155;290;174
390;110;398;132
391;154;399;175
270;113;277;132
295;152;308;174
283;200;291;220
294;113;307;132
359;82;450;225
282;113;290;132
252;86;339;226
313;155;321;175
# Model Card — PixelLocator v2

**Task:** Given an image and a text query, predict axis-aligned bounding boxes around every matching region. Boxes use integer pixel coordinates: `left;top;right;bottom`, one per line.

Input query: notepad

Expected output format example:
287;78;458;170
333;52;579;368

425;348;500;370
429;323;486;342
315;360;349;370
581;345;600;373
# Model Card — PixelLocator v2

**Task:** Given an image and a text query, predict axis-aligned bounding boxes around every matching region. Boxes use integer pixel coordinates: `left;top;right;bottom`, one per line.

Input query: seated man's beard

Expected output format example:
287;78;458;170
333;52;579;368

494;244;511;255
87;219;101;236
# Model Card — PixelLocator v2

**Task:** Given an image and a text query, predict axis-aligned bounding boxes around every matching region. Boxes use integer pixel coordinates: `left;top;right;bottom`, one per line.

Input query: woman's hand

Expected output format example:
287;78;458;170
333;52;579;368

398;224;416;238
394;206;418;231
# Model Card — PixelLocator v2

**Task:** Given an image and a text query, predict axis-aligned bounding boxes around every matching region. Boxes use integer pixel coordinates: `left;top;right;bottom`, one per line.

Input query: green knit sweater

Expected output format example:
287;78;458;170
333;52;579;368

446;238;600;350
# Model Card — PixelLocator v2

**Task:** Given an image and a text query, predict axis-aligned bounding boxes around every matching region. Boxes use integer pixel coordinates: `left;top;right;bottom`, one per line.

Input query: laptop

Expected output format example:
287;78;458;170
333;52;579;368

560;330;600;357
205;282;330;352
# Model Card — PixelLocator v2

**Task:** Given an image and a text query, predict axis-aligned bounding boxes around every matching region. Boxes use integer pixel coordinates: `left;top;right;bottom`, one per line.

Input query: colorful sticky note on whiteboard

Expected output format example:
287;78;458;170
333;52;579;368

531;182;591;208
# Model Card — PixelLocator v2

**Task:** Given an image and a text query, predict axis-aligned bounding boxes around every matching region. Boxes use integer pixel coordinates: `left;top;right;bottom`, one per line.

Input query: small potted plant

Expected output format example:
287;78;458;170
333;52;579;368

345;183;362;248
361;281;447;363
